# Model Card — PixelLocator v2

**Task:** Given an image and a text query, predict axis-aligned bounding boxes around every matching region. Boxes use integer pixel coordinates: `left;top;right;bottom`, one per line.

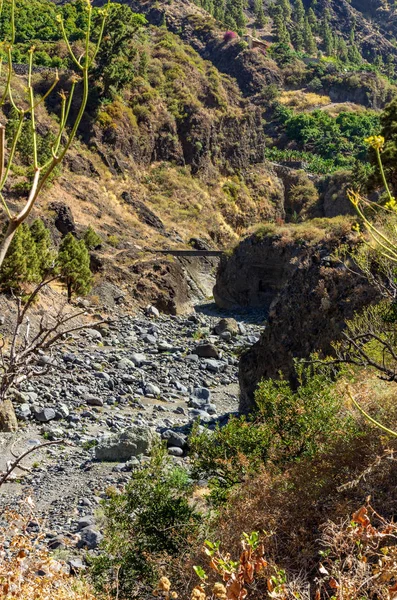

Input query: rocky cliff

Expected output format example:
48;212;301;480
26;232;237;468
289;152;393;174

214;223;380;413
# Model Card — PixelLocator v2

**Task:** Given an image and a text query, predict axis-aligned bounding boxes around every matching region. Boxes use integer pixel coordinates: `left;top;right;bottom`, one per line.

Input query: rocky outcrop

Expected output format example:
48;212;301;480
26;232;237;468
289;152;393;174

214;234;302;310
236;239;379;413
129;258;193;315
0;399;18;432
48;202;76;236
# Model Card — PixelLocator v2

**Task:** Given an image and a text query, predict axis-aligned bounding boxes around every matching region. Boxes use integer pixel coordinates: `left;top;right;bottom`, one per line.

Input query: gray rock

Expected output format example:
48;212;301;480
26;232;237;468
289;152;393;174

168;446;183;457
18;403;31;420
85;395;104;407
130;353;146;367
77;527;103;550
145;383;160;396
146;305;160;318
77;516;95;531
185;354;199;363
161;429;187;449
117;358;135;370
84;329;103;341
94;371;110;381
68;558;86;573
94;425;160;461
192;387;211;402
204;359;226;373
34;407;56;423
122;374;135;384
157;340;180;352
56;403;70;419
220;331;232;341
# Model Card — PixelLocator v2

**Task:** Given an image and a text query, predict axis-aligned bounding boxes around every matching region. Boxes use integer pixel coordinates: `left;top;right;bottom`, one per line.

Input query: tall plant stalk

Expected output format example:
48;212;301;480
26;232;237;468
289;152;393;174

0;0;109;268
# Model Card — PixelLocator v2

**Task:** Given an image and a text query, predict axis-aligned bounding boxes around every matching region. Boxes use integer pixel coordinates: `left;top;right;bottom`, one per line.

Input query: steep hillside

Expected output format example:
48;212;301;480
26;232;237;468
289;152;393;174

4;0;397;313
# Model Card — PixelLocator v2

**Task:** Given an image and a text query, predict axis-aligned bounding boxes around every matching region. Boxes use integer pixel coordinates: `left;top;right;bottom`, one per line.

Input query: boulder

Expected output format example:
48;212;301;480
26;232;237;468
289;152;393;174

193;343;220;359
94;426;160;462
213;318;239;337
0;399;18;432
33;407;56;424
49;201;76;236
77;527;103;550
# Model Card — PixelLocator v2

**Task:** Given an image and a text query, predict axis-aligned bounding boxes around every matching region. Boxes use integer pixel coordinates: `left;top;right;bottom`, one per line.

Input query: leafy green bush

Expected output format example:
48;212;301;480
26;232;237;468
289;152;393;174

91;448;202;598
83;226;102;250
190;362;350;505
255;362;347;460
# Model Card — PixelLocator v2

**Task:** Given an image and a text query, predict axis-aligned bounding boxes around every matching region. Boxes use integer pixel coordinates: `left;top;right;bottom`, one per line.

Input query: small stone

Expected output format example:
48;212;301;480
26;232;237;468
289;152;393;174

168;446;183;457
145;305;160;318
85;395;104;407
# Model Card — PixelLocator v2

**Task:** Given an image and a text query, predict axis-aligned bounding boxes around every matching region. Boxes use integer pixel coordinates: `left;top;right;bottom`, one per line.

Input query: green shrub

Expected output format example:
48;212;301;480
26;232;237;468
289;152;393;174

107;234;120;248
91;448;201;598
255;362;347;461
83;226;102;250
190;361;351;505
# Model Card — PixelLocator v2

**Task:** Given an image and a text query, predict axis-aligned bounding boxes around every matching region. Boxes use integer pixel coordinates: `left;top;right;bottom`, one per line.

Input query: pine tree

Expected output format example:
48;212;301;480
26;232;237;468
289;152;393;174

322;11;333;56
57;233;92;303
304;16;317;54
0;224;39;291
270;0;291;21
253;0;266;27
348;42;362;64
292;25;304;51
387;54;395;79
30;219;53;276
307;7;317;32
293;0;305;26
272;7;291;44
336;37;348;62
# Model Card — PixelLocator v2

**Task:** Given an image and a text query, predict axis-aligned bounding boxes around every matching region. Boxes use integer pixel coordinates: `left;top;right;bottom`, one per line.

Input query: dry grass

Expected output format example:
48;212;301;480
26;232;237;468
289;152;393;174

278;90;331;110
251;215;356;245
0;499;101;600
171;371;397;599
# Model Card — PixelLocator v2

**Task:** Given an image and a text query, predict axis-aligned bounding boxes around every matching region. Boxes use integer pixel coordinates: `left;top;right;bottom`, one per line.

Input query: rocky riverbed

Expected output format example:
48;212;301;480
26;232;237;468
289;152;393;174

0;304;265;563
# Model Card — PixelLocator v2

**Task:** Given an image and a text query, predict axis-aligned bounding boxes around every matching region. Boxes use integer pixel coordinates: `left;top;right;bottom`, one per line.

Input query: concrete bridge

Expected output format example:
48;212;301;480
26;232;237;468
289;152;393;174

148;249;224;257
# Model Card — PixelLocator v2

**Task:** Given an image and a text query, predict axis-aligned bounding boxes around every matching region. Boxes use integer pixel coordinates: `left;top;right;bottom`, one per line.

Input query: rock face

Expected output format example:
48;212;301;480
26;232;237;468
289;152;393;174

94;426;160;462
48;202;76;236
237;241;380;413
214;234;302;309
130;258;193;315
